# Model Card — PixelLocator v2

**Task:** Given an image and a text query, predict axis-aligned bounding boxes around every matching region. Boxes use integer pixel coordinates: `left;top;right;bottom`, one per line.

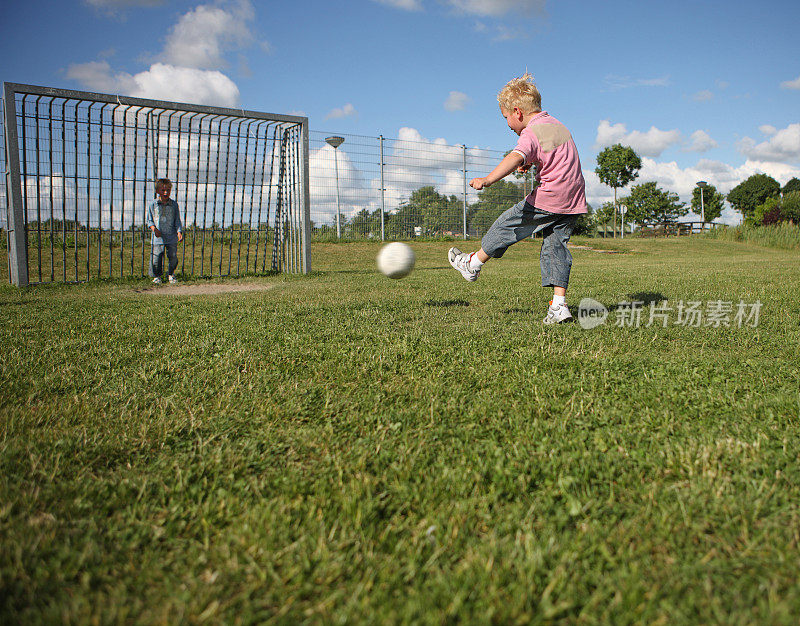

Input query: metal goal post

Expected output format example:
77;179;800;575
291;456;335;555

3;82;311;286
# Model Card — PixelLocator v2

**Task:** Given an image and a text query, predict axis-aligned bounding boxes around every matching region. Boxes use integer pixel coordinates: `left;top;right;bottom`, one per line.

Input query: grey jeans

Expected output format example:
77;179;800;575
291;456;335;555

481;200;579;288
150;242;179;278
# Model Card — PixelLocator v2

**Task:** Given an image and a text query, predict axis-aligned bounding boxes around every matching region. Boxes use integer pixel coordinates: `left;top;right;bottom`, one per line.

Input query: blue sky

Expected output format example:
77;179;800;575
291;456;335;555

2;0;799;222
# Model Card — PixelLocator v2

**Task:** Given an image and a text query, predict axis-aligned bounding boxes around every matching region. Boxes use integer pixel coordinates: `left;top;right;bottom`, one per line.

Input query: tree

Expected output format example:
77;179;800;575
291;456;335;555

594;201;616;235
595;144;642;238
468;179;523;237
691;183;725;222
726;173;780;218
782;177;800;196
573;203;595;236
754;191;800;225
347;208;384;239
622;182;687;225
392;186;463;238
782;192;800;223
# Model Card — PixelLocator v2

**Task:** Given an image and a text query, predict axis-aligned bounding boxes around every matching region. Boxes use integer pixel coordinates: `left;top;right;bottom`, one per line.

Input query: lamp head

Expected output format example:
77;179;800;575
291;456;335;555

325;136;345;149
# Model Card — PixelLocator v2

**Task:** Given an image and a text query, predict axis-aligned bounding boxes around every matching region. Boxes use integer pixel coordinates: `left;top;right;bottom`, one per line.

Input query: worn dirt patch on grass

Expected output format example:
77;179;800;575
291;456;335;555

568;244;621;253
134;282;277;296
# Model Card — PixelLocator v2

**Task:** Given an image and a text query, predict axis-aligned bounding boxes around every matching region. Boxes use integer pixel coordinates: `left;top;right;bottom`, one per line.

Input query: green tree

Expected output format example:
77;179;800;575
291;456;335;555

468;180;524;237
347;208;384;239
691;184;725;222
782;192;800;223
754;191;800;225
781;177;800;196
594;201;615;225
573;203;595;236
622;182;687;225
392;186;463;238
727;173;780;218
595;144;642;237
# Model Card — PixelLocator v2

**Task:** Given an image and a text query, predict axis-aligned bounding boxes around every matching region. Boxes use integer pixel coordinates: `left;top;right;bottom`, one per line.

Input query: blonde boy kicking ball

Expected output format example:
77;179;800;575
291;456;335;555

449;73;587;324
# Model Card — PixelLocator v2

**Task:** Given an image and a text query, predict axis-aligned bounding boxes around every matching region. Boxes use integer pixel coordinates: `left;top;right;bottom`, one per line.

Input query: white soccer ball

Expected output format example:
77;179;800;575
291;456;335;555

376;242;415;279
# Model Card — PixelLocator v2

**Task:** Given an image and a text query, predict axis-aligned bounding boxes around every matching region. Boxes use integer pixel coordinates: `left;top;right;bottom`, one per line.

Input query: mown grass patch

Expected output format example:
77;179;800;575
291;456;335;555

2;238;799;624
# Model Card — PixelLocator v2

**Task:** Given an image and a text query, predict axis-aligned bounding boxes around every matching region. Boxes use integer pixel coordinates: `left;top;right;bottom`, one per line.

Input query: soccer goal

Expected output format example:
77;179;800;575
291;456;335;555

2;82;310;287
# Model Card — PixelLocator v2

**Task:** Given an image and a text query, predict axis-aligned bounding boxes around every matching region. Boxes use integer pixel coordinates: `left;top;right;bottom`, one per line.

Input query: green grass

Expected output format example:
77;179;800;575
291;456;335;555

2;237;800;624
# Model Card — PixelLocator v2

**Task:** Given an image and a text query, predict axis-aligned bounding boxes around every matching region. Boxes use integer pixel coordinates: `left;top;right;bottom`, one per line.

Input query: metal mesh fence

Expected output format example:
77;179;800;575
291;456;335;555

3;83;309;286
309;130;535;241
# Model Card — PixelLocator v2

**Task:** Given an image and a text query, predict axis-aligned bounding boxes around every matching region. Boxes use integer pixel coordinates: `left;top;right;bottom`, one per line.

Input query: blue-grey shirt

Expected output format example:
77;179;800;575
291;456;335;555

146;199;183;245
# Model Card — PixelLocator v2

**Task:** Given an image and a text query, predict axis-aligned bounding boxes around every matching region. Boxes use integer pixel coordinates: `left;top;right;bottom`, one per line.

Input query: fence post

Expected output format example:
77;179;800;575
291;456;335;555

379;134;385;241
301;117;311;273
3;83;28;287
462;144;467;240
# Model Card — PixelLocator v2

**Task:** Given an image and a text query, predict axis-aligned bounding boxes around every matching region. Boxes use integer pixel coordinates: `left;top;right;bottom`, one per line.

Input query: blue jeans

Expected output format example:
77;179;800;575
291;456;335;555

150;242;179;278
481;200;579;288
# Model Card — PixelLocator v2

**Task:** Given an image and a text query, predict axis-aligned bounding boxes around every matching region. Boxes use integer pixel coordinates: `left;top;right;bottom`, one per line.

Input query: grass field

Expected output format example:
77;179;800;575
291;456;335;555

2;237;800;624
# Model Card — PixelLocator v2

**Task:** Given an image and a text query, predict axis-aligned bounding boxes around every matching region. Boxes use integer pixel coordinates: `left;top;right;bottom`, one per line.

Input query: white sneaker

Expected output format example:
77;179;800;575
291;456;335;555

152;277;162;284
543;303;573;325
168;275;177;284
448;247;480;282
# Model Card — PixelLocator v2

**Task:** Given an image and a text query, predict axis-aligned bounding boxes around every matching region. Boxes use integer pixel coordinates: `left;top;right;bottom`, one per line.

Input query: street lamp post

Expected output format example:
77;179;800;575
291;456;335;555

697;180;707;227
326;136;345;239
620;203;627;239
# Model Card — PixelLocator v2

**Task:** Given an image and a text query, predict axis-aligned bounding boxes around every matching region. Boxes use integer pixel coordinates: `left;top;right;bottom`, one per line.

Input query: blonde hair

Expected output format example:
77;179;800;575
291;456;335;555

497;73;541;114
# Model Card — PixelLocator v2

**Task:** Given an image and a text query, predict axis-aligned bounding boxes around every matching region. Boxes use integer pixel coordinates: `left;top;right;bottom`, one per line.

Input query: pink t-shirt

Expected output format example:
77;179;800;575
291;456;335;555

511;112;587;214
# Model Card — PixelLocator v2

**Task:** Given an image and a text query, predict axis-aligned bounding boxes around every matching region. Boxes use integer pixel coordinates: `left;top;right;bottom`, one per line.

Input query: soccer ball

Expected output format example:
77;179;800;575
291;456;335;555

376;242;415;279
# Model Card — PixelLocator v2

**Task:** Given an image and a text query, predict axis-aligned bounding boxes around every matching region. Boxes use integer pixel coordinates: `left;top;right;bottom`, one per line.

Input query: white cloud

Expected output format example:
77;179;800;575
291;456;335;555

595;120;682;157
66;60;136;93
738;123;800;163
692;90;713;102
780;75;800;90
307;127;495;226
66;2;268;108
491;24;526;40
446;0;546;16
683;130;718;153
325;104;357;120
310;145;368;223
373;128;492;206
603;75;670;90
471;21;525;40
444;91;470;111
133;64;240;107
585;156;800;225
161;1;258;70
370;0;423;9
67;61;240;107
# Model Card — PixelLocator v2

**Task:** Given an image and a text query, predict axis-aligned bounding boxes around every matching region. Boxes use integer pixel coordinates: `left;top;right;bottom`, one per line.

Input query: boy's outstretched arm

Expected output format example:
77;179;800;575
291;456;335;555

469;152;525;190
